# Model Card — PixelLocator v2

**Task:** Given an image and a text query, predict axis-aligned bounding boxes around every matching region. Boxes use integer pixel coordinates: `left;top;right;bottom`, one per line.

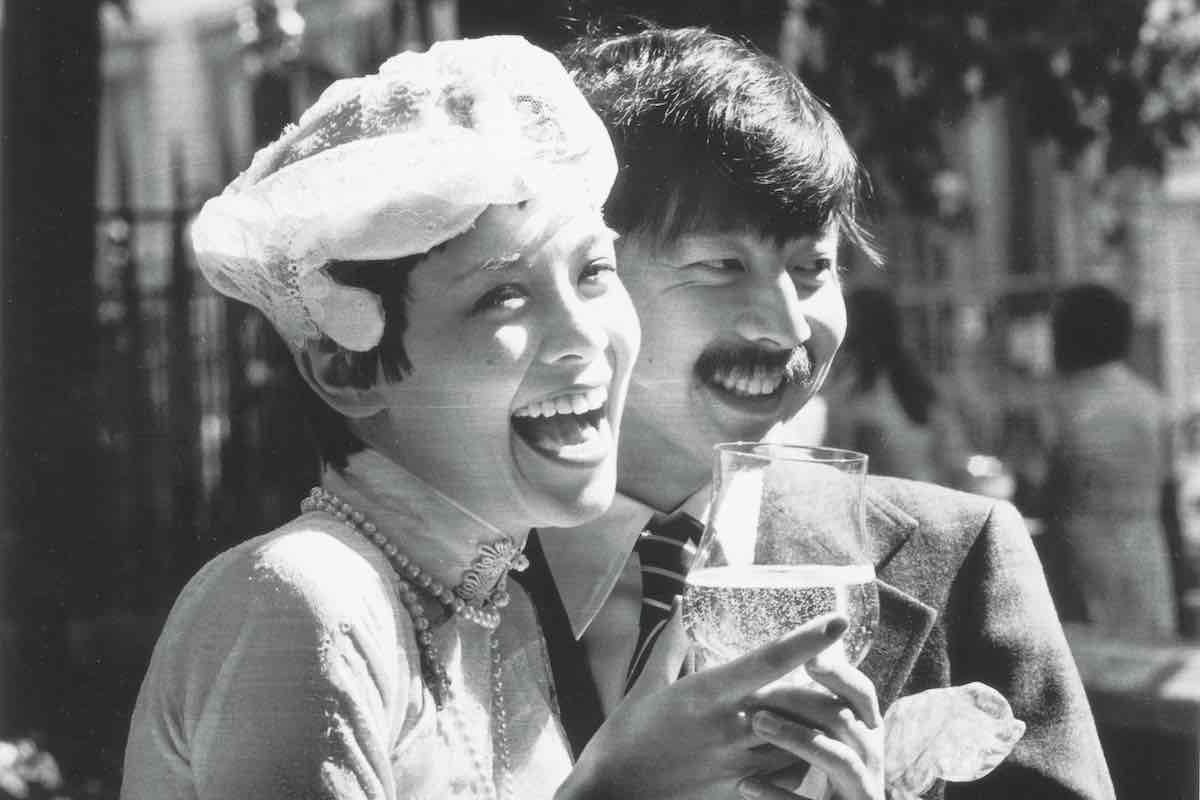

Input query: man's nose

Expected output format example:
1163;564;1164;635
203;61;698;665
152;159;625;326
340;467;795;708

733;272;811;349
539;290;608;365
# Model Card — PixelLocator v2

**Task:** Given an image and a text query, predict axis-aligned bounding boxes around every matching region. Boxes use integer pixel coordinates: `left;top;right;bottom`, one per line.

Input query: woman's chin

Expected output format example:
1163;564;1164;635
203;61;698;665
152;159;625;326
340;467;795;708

512;430;620;528
521;472;618;530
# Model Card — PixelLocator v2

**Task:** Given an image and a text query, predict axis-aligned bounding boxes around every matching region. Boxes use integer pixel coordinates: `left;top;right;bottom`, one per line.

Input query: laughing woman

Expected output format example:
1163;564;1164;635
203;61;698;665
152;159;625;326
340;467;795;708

118;37;638;799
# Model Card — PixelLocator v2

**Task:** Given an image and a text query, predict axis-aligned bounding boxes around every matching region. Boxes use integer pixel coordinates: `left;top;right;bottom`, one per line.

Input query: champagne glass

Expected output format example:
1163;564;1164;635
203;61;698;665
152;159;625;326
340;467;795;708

683;443;878;683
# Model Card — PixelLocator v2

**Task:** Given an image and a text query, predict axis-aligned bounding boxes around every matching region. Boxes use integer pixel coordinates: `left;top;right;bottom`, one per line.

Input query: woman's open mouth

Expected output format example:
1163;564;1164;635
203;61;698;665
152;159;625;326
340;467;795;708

511;386;612;463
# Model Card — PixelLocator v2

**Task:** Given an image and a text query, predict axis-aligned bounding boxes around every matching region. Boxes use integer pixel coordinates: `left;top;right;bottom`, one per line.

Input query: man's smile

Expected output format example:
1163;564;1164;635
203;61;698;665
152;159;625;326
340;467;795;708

694;344;813;403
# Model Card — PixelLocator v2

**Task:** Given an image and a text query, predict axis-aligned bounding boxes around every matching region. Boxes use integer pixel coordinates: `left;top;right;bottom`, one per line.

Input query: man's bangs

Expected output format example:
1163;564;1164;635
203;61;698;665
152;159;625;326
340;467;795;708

639;150;866;250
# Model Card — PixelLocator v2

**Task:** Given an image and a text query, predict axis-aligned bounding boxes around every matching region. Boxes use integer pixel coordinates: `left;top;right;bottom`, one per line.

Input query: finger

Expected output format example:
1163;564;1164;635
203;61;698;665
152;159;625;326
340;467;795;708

626;596;688;700
750;699;874;768
751;711;872;797
733;741;802;775
753;688;875;761
702;614;848;697
806;657;882;729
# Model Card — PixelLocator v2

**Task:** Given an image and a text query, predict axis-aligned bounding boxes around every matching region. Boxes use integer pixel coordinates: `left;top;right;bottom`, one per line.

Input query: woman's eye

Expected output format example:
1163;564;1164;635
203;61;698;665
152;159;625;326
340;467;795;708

581;259;617;283
472;284;528;314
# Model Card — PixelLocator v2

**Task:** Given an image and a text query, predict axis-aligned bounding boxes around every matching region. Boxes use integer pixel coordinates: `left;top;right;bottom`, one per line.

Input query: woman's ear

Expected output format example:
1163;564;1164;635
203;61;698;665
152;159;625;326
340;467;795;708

293;340;386;419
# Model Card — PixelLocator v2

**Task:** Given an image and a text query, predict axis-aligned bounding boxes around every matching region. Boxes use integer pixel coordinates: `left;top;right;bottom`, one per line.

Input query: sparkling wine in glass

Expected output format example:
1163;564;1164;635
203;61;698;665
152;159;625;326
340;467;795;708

683;443;879;684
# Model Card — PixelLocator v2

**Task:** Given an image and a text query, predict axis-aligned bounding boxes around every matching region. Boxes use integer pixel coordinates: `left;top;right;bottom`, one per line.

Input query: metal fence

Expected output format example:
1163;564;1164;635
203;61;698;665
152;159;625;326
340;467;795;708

92;142;319;618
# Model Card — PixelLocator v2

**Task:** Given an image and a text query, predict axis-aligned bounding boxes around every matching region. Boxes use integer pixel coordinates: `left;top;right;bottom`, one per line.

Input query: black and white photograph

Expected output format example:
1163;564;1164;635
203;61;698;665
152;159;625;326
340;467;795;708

3;1;1200;797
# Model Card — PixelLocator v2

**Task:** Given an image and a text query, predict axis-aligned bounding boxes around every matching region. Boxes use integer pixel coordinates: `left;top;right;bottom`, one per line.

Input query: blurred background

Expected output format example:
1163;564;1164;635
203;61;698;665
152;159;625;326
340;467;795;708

5;0;1200;796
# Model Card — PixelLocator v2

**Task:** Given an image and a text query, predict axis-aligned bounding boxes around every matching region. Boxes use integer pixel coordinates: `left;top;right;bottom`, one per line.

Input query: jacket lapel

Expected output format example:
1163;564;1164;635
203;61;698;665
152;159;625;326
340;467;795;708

859;486;937;710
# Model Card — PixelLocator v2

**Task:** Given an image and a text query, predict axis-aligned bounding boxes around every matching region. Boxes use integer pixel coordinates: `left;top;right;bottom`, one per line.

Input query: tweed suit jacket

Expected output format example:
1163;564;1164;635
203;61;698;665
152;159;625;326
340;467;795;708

861;475;1114;800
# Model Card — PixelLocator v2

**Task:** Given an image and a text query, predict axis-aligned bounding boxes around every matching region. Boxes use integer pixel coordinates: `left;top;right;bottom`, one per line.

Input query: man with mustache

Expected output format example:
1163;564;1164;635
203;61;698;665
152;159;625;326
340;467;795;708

538;25;1115;800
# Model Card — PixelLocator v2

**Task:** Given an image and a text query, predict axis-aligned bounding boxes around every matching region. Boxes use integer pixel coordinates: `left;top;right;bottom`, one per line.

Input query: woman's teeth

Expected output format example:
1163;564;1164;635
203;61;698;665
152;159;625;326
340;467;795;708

512;386;608;419
710;365;784;397
510;386;611;461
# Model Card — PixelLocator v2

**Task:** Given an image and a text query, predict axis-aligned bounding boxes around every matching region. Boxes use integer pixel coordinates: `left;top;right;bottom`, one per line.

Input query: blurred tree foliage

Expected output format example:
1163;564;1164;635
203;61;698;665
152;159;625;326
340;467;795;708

792;0;1200;211
468;0;1200;214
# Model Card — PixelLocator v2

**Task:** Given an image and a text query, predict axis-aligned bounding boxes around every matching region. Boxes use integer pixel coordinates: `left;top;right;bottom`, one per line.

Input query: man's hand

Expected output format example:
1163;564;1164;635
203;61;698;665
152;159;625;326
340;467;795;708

557;602;882;800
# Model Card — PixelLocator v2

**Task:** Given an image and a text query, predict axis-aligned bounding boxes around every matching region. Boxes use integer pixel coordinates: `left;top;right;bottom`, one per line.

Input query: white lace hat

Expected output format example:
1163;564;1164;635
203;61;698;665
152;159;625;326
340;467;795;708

191;35;617;352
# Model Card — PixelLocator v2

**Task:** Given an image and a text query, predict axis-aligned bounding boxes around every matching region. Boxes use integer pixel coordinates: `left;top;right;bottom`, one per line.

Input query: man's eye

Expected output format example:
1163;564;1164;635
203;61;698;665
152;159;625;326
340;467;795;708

693;258;745;272
473;284;528;313
791;257;835;277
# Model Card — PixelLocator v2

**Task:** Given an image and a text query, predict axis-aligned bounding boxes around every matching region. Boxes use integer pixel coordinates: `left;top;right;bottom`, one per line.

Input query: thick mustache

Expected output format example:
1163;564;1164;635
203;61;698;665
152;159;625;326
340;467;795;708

695;344;813;384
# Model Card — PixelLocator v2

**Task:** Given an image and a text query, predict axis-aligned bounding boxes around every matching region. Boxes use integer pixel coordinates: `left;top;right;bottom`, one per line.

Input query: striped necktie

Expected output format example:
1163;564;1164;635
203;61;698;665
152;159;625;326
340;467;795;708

624;512;704;692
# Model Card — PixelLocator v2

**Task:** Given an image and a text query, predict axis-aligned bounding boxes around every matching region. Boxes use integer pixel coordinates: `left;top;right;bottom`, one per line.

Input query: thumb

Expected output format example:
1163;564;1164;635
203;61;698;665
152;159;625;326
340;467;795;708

627;596;689;700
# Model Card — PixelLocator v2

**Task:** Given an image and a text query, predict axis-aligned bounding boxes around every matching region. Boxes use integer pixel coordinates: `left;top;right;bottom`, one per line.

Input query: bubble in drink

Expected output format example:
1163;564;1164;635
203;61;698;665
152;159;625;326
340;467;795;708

683;564;879;677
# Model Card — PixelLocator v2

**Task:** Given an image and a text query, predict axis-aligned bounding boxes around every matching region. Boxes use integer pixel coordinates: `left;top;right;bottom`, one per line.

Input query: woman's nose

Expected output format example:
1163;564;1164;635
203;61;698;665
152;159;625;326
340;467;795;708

539;291;609;365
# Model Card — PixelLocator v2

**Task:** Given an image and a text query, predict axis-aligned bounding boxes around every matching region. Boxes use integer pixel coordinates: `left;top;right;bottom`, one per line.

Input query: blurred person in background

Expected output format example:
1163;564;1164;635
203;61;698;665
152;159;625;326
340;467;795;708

1042;282;1178;637
823;285;971;488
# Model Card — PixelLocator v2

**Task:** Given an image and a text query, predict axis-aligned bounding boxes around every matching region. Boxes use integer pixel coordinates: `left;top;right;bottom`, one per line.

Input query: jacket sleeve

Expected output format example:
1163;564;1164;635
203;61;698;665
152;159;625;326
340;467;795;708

946;500;1115;800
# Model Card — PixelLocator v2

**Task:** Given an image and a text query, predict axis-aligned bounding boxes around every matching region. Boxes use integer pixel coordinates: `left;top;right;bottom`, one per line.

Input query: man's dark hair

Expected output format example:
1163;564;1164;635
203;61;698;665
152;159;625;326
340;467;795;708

560;24;877;260
1051;283;1133;373
299;253;423;470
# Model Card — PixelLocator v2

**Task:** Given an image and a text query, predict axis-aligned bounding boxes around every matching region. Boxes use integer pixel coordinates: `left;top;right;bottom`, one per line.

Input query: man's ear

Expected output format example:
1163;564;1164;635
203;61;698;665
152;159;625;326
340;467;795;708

293;340;386;420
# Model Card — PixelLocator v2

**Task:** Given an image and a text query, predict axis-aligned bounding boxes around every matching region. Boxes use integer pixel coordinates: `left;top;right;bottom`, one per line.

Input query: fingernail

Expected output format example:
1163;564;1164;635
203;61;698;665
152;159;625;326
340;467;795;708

738;779;765;798
824;616;848;638
752;710;783;736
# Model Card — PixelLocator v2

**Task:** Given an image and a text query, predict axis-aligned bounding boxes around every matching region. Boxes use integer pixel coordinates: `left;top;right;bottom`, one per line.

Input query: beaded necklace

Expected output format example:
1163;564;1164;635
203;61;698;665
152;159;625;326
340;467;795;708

300;486;527;798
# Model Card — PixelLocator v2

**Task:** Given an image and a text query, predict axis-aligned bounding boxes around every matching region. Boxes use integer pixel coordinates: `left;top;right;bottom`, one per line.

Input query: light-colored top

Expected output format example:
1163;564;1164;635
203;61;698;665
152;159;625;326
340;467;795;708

120;449;572;800
1046;362;1177;636
1048;363;1170;518
822;379;969;487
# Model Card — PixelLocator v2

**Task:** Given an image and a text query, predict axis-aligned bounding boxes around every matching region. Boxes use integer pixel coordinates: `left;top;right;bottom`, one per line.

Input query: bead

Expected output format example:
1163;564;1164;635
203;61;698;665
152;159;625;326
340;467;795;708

300;486;516;796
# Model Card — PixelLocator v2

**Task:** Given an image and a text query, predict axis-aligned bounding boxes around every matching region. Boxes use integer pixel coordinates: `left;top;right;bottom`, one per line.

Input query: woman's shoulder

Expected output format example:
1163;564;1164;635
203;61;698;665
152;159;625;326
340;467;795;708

165;514;405;648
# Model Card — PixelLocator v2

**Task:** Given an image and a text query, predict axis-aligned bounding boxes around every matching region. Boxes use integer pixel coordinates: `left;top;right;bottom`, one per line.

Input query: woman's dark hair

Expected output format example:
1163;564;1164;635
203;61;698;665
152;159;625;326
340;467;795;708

561;24;877;261
1051;283;1133;373
843;286;937;425
300;253;424;470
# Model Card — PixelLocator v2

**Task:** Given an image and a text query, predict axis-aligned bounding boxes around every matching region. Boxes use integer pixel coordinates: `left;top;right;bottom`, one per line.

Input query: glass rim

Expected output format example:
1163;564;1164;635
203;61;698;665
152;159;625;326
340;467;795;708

713;441;868;466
